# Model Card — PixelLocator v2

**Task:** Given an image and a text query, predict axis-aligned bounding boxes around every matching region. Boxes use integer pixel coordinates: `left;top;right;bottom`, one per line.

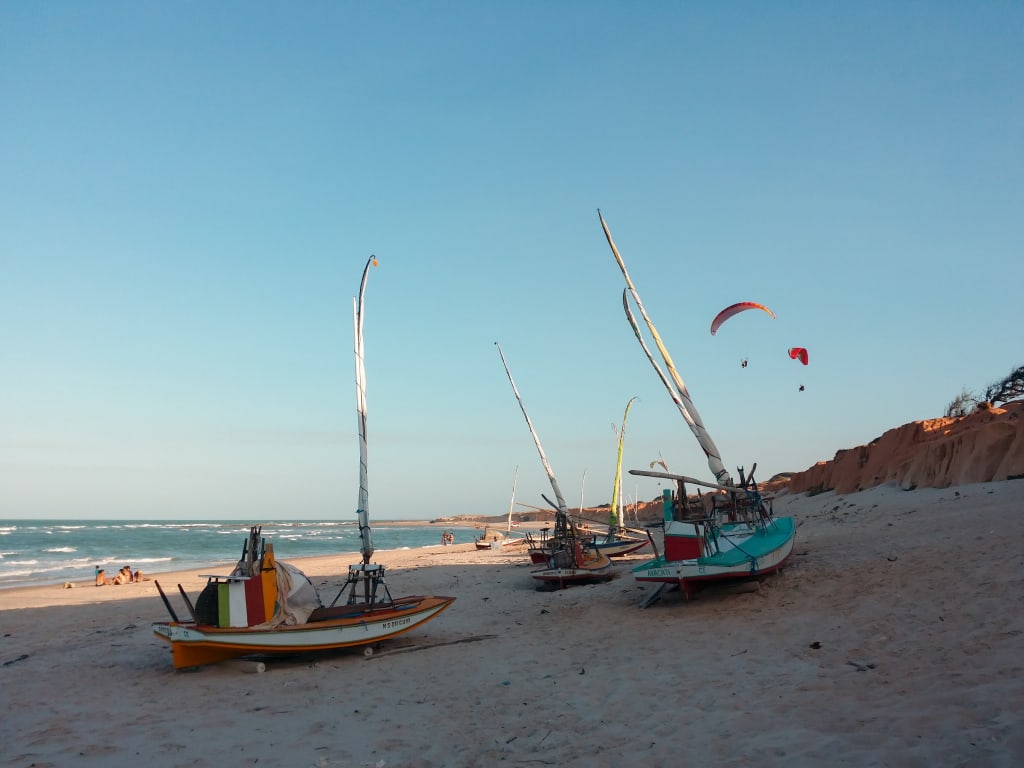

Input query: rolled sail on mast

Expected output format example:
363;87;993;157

354;255;377;564
610;396;637;531
507;465;519;532
598;210;732;486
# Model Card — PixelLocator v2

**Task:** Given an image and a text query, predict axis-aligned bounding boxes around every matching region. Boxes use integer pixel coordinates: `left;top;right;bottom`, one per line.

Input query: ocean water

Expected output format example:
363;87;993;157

0;520;474;590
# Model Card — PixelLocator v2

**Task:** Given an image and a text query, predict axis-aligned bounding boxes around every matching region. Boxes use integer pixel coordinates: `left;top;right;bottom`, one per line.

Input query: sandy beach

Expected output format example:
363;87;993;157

2;480;1023;768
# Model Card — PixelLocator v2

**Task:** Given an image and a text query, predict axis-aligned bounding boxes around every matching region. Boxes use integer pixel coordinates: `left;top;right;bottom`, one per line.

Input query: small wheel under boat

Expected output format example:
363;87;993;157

363;645;374;658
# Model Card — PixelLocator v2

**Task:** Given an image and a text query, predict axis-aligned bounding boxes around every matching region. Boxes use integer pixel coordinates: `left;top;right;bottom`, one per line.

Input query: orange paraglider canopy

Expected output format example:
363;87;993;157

788;347;809;365
709;302;776;335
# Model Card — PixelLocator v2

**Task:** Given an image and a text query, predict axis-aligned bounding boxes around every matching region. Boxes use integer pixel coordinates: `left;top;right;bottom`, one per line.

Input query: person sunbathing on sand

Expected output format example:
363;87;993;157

112;566;133;585
95;565;144;585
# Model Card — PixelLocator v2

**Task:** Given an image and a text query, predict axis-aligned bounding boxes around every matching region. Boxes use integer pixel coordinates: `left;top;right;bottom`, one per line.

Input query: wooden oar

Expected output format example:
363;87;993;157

628;469;746;494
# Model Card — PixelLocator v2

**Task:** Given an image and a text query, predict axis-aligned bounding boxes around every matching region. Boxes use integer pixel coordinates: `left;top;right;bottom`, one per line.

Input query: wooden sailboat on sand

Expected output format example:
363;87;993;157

520;399;647;562
152;257;455;669
495;343;613;588
598;211;795;604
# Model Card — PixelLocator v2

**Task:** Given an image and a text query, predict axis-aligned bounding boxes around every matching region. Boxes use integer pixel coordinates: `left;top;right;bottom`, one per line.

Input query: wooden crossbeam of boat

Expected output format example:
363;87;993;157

540;494;563;513
515;501;549;512
565;510;650;538
628;469;746;493
519;500;648;538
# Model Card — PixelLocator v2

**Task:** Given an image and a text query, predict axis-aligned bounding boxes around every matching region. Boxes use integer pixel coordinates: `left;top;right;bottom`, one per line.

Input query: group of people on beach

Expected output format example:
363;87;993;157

440;531;455;546
95;566;142;586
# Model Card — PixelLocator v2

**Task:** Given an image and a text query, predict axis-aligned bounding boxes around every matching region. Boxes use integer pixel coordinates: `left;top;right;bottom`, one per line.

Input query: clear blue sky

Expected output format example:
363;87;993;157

2;3;1021;520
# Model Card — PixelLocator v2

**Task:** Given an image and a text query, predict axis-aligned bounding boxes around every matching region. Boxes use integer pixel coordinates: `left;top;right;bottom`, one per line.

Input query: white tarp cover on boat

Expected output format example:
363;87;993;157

253;561;322;629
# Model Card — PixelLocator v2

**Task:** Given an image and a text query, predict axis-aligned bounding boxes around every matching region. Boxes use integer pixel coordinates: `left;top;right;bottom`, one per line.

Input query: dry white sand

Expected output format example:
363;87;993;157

2;480;1023;768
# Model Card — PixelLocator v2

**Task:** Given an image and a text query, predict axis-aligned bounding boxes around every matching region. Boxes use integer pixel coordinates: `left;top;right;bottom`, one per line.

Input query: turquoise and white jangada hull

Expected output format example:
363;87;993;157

632;517;796;598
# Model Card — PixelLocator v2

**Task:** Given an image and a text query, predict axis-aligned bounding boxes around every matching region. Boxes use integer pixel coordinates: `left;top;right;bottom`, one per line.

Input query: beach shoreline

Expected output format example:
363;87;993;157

3;481;1023;767
0;519;553;593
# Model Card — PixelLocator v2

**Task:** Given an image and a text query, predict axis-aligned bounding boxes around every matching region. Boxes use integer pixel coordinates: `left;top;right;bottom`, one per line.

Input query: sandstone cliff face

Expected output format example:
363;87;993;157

788;401;1024;494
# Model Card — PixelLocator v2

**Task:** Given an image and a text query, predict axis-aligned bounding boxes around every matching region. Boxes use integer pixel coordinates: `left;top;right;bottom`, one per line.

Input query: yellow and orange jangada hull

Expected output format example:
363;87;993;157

153;595;455;669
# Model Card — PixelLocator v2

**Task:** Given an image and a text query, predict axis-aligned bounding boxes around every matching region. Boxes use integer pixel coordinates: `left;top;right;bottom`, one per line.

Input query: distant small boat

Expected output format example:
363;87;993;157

152;257;454;668
592;535;648;558
476;467;527;550
475;527;526;550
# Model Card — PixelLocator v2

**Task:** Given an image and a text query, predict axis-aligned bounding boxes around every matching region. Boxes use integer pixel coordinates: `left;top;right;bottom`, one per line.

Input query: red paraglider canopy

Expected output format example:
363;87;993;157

788;347;809;365
710;302;776;335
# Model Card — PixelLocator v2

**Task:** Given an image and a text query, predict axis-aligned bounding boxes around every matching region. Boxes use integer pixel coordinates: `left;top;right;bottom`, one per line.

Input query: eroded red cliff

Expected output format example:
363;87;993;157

788;401;1024;494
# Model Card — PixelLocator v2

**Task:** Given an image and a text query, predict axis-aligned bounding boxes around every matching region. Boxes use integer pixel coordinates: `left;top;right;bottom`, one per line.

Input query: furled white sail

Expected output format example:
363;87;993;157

354;255;378;563
610;396;637;531
598;210;732;485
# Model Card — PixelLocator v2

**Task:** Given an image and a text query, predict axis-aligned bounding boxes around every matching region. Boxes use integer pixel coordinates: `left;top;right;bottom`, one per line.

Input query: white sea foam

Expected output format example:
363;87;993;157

0;520;459;589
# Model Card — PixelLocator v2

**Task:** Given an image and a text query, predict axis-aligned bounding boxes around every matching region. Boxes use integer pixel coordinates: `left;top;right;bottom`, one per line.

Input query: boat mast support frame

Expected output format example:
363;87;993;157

325;562;394;609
